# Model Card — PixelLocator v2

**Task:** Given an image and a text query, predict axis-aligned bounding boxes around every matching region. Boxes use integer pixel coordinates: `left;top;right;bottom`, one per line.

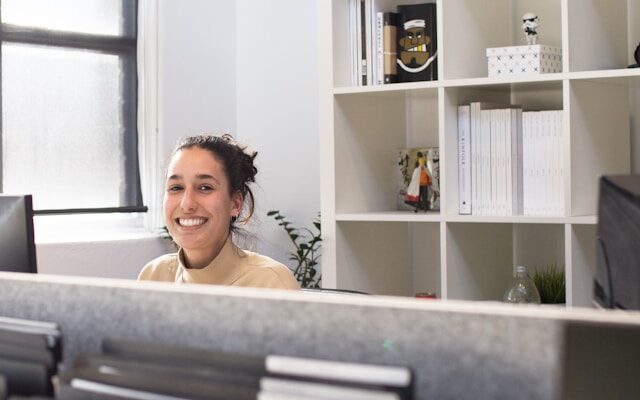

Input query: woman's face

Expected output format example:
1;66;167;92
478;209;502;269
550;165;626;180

163;147;243;258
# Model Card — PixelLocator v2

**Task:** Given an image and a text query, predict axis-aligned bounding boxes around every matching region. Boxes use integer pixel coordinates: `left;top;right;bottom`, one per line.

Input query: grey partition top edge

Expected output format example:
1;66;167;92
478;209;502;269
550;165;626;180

1;272;640;400
2;271;639;325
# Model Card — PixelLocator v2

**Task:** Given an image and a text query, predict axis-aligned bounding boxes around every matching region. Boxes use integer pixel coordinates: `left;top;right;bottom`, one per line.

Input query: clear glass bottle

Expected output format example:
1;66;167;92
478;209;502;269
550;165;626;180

503;265;541;304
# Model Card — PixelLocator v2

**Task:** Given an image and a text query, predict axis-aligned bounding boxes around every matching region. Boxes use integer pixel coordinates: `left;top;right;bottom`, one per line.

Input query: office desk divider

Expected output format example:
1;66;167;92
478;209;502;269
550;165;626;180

0;272;639;400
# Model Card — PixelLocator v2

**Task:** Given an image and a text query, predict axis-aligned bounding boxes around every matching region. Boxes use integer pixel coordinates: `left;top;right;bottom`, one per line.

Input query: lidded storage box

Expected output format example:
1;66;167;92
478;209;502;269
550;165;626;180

486;45;562;76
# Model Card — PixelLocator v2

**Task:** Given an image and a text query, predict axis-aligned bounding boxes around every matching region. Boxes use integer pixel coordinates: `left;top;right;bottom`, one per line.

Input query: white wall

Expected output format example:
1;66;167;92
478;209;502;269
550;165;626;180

36;0;320;279
235;0;320;266
158;0;237;153
37;237;172;279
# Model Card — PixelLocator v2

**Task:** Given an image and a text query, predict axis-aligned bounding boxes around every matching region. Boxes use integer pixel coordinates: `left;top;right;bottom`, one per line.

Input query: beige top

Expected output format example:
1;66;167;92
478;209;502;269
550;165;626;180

138;237;300;290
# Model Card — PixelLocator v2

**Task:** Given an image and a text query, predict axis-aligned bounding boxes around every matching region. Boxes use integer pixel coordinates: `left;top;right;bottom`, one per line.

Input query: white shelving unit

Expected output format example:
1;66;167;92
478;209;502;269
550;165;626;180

318;0;640;307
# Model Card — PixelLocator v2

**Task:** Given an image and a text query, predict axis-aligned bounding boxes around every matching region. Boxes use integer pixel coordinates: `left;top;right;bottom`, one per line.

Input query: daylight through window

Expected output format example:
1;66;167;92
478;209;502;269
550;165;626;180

0;0;143;213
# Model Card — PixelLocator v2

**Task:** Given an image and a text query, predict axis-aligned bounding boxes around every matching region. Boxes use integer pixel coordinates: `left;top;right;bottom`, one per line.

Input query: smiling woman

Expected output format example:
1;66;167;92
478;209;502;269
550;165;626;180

137;134;299;290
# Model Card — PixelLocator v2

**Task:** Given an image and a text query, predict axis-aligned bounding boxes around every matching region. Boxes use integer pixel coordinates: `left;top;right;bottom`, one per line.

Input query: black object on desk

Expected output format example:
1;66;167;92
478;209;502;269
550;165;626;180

0;194;37;274
629;42;640;67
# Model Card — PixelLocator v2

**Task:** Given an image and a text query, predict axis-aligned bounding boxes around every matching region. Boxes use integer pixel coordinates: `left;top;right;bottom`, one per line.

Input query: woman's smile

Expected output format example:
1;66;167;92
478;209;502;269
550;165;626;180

177;217;209;227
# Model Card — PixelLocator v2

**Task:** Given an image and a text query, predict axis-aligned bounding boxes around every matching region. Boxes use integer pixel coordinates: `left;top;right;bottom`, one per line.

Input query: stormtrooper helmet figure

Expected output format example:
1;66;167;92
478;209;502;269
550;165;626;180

522;12;540;45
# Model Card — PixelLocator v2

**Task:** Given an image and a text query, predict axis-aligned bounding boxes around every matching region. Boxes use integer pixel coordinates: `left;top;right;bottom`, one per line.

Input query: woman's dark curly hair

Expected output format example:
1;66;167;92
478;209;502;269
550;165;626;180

171;134;258;230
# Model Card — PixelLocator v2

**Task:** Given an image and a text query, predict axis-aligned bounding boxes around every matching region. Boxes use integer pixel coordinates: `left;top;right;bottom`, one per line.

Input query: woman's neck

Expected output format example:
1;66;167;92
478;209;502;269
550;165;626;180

182;234;230;269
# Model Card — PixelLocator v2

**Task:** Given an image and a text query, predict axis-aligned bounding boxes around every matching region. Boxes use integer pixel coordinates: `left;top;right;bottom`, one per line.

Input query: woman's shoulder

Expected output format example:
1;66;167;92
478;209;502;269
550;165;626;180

237;251;300;290
137;253;180;281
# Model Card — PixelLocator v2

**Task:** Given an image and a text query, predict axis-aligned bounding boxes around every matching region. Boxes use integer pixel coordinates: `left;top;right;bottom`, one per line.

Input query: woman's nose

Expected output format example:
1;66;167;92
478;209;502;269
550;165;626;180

180;188;197;212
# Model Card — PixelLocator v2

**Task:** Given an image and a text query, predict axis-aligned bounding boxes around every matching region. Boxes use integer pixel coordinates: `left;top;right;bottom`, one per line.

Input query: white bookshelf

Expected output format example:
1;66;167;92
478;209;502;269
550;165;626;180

318;0;639;306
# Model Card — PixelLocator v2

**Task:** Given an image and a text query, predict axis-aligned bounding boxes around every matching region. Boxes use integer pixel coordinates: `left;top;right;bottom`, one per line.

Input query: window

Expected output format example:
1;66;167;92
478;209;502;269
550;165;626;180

0;0;144;214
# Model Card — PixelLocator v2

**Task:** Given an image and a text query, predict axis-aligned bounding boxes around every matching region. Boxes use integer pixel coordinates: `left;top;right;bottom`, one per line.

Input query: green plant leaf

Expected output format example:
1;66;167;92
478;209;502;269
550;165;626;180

533;264;566;304
268;210;322;289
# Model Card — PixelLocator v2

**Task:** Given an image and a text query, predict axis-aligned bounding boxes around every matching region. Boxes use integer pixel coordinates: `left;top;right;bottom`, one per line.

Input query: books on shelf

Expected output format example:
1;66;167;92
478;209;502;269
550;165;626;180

457;104;563;217
397;147;440;212
350;1;437;86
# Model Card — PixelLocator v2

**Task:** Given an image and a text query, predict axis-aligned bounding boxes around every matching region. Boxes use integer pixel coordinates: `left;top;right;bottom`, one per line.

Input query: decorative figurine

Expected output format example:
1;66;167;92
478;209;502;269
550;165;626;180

522;12;540;45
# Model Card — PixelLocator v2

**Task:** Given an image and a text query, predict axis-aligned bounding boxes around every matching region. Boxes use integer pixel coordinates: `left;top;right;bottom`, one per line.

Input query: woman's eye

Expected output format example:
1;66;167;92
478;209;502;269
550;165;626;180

167;185;183;192
199;185;214;192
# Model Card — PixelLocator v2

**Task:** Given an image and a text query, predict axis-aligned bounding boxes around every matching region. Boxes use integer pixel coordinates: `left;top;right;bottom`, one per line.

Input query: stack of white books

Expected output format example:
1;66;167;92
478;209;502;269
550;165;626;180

458;102;564;217
522;110;565;216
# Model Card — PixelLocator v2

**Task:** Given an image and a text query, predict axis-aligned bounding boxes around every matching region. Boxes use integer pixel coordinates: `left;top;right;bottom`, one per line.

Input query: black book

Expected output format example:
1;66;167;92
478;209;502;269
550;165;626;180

74;353;261;389
57;362;257;400
0;343;56;376
0;317;62;365
396;2;437;82
102;338;266;377
0;358;50;397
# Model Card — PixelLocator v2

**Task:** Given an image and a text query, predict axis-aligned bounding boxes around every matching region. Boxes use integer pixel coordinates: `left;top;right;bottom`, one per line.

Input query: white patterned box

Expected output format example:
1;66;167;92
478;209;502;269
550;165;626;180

486;45;562;76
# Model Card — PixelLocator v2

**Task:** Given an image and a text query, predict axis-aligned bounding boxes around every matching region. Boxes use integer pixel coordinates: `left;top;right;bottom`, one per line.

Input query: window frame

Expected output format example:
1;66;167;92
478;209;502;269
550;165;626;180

0;1;146;215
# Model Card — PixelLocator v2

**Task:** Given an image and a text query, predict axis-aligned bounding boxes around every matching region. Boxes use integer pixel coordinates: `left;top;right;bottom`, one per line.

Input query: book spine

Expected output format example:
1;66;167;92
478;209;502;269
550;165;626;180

375;12;384;85
557;110;565;216
364;0;373;85
499;109;507;216
358;0;367;86
522;111;532;215
543;111;552;216
470;103;480;215
512;108;523;215
533;112;542;216
350;0;358;86
481;110;491;216
490;109;499;216
505;108;513;216
458;105;471;214
382;12;398;84
549;111;555;216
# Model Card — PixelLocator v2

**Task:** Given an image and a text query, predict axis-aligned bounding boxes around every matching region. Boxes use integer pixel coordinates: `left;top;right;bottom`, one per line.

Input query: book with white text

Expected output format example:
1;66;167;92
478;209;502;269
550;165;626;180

457;105;471;214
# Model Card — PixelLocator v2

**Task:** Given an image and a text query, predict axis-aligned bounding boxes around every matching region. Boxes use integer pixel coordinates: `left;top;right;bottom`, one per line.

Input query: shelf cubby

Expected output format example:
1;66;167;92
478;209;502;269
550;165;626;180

334;90;439;214
443;82;563;216
567;223;597;307
336;221;441;297
445;222;564;301
441;0;562;80
567;79;630;216
567;0;639;72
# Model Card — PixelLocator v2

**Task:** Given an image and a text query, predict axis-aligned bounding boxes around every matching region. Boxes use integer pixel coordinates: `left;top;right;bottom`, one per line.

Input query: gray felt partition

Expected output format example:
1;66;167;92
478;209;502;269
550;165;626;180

1;272;639;400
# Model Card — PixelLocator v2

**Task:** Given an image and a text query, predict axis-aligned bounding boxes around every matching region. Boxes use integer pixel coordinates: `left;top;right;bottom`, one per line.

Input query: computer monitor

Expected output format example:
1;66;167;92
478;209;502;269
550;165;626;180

594;175;640;310
0;194;37;273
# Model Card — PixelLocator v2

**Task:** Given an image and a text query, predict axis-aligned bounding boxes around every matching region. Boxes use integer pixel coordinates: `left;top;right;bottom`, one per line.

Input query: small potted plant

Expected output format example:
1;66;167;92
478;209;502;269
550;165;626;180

267;210;321;289
533;264;566;304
